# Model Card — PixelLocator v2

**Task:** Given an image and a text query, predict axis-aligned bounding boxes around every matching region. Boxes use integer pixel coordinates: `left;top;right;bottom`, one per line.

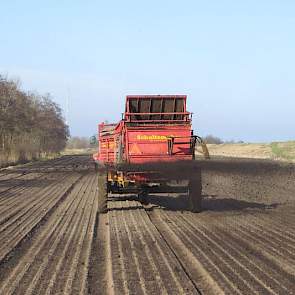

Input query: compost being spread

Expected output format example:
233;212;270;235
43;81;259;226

93;95;209;213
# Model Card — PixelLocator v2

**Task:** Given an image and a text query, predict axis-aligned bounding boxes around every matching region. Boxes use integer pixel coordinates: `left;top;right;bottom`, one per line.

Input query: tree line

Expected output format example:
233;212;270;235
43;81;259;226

66;136;94;149
0;75;69;166
203;135;244;144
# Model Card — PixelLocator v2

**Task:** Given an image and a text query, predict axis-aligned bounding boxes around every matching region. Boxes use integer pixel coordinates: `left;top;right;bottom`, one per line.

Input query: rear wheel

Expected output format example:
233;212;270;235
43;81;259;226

138;189;149;205
98;173;108;213
188;169;202;213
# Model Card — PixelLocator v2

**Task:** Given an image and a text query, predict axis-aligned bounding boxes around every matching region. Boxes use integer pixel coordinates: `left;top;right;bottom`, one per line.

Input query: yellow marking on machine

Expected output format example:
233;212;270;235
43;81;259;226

107;171;131;187
136;135;174;141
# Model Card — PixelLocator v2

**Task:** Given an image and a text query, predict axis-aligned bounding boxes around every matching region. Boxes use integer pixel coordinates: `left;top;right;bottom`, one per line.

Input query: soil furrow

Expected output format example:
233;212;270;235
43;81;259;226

0;175;85;294
71;177;98;294
119;204;149;295
34;178;91;292
0;173;71;227
108;202;130;294
55;174;97;294
0;174;81;261
0;155;294;294
179;213;292;293
155;210;253;294
0;174;82;263
132;204;197;294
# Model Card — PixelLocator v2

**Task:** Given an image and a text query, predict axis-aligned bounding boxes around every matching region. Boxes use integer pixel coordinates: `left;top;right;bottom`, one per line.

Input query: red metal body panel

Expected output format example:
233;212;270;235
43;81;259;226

125;125;192;164
95;96;195;177
96;123;117;165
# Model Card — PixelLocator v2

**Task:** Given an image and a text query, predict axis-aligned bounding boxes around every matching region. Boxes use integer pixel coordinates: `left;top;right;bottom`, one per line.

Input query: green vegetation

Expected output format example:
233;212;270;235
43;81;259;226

271;141;295;161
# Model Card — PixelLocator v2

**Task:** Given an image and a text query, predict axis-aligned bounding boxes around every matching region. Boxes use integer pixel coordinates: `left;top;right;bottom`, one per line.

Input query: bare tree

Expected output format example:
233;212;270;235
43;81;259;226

0;75;69;166
203;135;224;144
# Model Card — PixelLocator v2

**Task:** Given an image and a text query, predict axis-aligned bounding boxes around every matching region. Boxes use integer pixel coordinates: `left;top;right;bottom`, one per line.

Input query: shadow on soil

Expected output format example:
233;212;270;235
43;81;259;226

108;194;279;213
201;195;279;212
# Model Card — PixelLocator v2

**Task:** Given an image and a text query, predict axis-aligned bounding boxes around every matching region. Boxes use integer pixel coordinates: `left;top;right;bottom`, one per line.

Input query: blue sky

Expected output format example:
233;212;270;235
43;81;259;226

1;0;294;142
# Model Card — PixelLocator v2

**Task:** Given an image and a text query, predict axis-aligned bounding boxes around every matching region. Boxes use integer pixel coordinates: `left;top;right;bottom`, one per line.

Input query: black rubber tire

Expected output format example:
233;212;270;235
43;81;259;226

188;169;202;213
107;181;112;194
138;189;149;205
98;173;108;213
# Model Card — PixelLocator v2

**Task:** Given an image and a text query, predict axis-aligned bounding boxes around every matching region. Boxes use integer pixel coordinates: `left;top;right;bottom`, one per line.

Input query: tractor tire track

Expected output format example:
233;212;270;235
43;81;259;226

101;198;200;295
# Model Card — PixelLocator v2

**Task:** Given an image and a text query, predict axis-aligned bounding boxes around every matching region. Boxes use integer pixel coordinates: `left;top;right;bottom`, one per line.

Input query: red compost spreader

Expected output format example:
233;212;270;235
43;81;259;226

93;95;209;212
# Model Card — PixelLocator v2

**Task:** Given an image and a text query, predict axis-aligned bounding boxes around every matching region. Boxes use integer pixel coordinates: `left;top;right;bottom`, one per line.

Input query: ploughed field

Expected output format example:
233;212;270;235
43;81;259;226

0;155;294;294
